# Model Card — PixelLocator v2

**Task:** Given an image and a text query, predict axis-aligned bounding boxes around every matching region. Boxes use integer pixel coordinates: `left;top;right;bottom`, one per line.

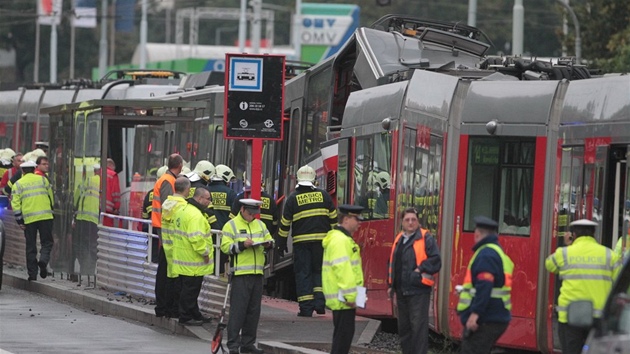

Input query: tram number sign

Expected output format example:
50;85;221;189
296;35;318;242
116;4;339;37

224;53;285;140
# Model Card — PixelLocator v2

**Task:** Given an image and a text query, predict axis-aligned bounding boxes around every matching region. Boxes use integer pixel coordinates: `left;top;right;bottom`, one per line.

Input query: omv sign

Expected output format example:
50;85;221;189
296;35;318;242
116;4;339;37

301;16;353;46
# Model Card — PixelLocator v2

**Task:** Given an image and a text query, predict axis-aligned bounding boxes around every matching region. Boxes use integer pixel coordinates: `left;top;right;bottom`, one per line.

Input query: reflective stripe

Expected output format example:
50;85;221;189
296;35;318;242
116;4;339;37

172;259;209;267
339;288;355;296
233;264;264;272
293;232;328;242
23;209;53;219
560;274;613;281
298;294;314;302
556;306;603;318
323;256;350;267
293;208;331;222
563;264;613;271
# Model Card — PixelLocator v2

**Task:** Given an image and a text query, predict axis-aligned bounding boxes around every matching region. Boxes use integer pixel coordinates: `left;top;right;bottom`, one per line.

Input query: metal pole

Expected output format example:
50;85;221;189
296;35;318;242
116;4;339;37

70;10;75;79
294;0;301;61
512;0;524;56
561;0;569;56
140;0;148;68
50;0;58;83
555;0;581;63
239;0;247;52
34;20;40;82
252;0;262;53
98;0;108;78
467;0;477;27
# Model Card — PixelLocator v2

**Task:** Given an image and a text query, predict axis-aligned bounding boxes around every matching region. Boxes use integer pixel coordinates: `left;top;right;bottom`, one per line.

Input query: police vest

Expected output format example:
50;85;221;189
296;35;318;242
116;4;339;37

11;173;54;224
388;229;434;287
322;228;364;310
152;172;176;228
220;214;271;276
457;243;514;312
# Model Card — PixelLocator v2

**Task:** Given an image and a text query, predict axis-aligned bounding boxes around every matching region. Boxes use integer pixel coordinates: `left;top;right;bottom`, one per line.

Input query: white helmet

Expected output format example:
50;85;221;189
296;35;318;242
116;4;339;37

296;165;316;187
31;148;46;158
23;152;35;163
214;164;235;183
194;160;215;181
375;171;391;189
181;166;191;175
156;165;168;178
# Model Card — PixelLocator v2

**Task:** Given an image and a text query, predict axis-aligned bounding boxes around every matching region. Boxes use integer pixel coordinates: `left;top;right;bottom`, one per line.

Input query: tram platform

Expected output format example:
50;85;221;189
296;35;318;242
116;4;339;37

2;266;381;353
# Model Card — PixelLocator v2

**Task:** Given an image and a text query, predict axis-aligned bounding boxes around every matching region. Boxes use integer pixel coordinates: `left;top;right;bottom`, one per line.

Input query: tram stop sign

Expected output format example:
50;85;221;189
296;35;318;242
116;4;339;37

224;53;285;140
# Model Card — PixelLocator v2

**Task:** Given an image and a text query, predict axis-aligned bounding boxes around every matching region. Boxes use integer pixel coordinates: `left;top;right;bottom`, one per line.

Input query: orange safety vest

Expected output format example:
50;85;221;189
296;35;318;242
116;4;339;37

151;172;176;228
388;229;435;287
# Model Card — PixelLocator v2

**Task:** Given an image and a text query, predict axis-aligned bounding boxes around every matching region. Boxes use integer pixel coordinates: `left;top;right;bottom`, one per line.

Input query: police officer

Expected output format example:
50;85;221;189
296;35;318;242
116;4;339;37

12;160;55;281
152;154;183;318
387;207;441;354
278;165;337;317
221;198;273;354
457;216;514;354
546;219;620;354
322;204;365;354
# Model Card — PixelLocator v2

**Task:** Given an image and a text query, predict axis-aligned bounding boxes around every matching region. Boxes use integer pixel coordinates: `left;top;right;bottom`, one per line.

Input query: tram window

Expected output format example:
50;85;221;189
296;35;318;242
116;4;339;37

352;133;392;220
302;67;332;160
214;127;224;164
464;138;535;235
85;111;101;159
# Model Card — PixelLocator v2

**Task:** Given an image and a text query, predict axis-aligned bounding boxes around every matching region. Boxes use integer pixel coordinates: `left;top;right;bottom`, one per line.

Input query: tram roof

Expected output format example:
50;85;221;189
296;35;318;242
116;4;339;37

41;99;207;126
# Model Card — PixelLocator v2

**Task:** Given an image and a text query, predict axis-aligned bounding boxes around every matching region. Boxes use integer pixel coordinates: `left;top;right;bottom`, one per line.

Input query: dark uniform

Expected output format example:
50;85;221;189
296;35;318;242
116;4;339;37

230;189;278;235
457;216;514;354
207;179;236;273
186;178;218;227
141;190;160;262
278;184;337;316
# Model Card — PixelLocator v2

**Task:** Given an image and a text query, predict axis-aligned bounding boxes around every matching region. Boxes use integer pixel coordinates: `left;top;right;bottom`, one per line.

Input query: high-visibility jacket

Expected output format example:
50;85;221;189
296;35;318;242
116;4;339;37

322;226;364;310
11;172;54;225
220;213;272;276
161;194;188;278
614;232;630;262
278;186;337;243
388;229;441;296
106;167;121;213
230;190;278;235
167;197;214;277
545;236;620;323
457;242;514;316
75;175;100;224
152;171;176;228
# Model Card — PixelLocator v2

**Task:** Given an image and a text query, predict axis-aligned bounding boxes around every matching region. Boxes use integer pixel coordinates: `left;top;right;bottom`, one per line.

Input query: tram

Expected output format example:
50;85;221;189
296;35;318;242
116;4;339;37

140;16;628;353
2;14;628;353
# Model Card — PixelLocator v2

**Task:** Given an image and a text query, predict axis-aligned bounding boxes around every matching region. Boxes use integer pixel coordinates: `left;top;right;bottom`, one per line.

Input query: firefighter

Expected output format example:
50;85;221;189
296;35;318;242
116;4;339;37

191;160;215;186
11;160;54;281
170;180;214;326
221;198;273;354
73;163;100;275
4;150;45;196
278;165;337;317
546;219;620;354
207;164;236;273
457;216;514;354
0;148;15;178
103;158;121;227
322;204;365;354
374;171;391;218
152;154;183;318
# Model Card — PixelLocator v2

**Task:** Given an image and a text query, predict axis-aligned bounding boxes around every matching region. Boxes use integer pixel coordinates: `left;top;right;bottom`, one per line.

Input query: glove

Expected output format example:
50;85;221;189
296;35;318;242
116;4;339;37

275;236;288;255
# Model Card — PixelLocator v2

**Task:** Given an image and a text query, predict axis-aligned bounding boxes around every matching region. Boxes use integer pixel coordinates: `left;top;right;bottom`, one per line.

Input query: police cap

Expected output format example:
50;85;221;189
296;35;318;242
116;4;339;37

20;161;37;168
338;204;364;220
240;198;262;214
473;216;499;230
569;219;598;227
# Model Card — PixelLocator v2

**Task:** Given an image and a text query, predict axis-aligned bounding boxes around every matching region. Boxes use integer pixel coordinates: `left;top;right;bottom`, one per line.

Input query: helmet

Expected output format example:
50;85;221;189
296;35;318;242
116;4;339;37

214;164;235;183
181;166;191;175
375;171;390;189
4;148;15;159
296;165;315;187
23;152;35;163
194;160;215;181
156;165;168;178
31;148;46;158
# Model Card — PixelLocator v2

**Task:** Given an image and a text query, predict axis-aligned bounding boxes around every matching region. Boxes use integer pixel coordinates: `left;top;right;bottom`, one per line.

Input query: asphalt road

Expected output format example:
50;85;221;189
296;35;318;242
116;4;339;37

0;285;211;354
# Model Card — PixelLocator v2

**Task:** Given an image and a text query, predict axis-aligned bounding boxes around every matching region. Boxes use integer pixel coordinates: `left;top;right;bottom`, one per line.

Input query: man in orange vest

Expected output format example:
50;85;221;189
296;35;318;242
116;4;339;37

387;207;441;354
153;154;183;318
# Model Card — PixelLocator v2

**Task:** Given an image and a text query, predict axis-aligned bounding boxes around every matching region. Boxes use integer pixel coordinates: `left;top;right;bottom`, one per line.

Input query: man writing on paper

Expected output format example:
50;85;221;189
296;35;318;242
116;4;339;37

322;204;366;354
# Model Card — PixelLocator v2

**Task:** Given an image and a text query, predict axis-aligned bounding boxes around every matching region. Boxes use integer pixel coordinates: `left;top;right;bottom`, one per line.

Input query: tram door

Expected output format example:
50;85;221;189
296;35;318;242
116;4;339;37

606;145;629;257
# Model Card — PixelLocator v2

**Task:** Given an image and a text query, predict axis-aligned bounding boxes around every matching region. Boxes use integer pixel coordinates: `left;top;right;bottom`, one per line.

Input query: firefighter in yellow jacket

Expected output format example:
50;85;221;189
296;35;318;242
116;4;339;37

221;198;273;354
167;177;214;326
322;204;365;354
545;219;620;354
12;160;54;281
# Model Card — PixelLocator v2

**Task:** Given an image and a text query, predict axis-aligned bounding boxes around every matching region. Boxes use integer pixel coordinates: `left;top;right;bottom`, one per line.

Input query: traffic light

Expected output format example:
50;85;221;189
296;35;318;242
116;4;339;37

376;0;391;6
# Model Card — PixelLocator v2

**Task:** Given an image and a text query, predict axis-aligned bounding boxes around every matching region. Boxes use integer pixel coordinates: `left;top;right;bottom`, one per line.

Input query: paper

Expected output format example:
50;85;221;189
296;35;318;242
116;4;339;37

251;239;274;247
337;286;367;308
